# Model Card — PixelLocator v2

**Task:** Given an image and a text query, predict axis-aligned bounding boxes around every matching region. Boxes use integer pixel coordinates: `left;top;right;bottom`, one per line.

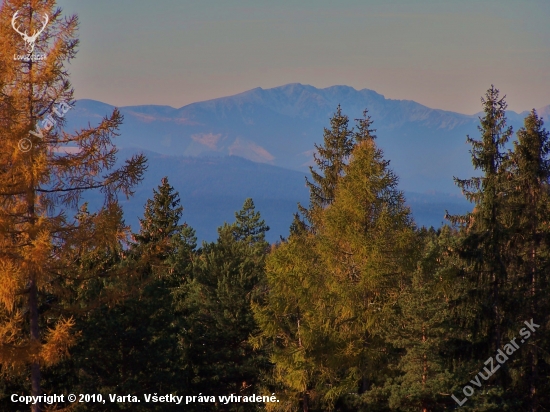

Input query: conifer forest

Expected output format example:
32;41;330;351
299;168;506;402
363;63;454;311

1;1;549;411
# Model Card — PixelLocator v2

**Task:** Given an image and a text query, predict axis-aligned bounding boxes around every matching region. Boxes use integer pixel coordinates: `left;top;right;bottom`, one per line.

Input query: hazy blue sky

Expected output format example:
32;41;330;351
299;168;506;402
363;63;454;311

55;0;549;114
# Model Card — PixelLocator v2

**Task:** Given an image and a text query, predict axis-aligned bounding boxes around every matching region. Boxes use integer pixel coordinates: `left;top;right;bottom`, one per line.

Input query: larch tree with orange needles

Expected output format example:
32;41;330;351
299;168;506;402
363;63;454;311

0;1;146;410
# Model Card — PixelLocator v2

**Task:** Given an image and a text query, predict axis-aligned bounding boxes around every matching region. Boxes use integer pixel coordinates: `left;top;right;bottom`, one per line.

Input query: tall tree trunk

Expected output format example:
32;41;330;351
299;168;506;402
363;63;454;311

28;45;41;412
422;325;427;412
529;207;537;411
422;325;427;386
360;376;368;394
529;185;538;411
29;279;41;412
490;192;503;387
530;349;537;412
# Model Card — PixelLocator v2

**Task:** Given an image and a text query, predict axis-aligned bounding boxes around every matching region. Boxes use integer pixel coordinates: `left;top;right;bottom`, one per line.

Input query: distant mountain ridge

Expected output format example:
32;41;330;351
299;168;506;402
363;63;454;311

68;84;548;241
66;83;548;194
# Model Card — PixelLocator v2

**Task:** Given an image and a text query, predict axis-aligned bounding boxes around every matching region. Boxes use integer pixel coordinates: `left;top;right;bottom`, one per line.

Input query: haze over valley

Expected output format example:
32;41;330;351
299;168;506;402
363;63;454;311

70;83;549;241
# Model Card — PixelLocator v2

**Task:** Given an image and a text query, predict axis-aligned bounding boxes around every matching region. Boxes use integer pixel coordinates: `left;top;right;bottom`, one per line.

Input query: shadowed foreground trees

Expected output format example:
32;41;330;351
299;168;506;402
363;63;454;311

45;178;196;412
175;198;271;411
506;110;550;410
446;88;550;411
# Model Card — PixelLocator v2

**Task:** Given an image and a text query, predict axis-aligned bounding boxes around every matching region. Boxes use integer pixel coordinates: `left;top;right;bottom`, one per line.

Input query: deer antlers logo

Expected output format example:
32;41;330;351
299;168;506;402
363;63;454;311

11;11;49;54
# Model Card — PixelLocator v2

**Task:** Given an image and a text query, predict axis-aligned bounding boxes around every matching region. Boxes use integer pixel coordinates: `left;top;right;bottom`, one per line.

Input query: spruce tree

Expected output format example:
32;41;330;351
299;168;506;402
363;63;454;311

177;199;269;411
306;105;355;209
448;86;516;409
504;110;550;410
354;109;377;144
382;227;464;412
232;197;270;247
127;177;196;398
134;176;197;279
46;178;196;411
297;107;376;234
297;105;355;228
450;85;513;349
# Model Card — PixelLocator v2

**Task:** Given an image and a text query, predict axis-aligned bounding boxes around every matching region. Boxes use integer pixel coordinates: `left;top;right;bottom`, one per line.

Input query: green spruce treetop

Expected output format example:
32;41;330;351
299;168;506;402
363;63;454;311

452;85;513;219
297;106;376;231
447;85;513;296
510;109;550;191
447;87;515;401
231;198;270;246
135;177;183;244
305;105;354;209
354;108;377;143
133;177;196;285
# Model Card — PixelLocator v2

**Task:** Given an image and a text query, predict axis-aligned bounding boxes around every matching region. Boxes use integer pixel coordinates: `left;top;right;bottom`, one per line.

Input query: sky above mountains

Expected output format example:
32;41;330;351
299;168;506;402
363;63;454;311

55;0;550;115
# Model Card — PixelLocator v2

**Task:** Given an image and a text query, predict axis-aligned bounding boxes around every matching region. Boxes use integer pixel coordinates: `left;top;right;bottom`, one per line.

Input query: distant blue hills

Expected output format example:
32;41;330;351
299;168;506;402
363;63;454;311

68;84;549;242
81;149;472;242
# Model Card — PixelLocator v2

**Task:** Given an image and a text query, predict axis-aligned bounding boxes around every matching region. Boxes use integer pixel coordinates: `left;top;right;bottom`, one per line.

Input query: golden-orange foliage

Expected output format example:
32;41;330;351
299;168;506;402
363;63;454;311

0;0;146;391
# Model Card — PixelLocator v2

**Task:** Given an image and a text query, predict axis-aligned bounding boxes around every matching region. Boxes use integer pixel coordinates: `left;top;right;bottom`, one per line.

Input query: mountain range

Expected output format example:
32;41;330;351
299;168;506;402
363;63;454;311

68;84;549;241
